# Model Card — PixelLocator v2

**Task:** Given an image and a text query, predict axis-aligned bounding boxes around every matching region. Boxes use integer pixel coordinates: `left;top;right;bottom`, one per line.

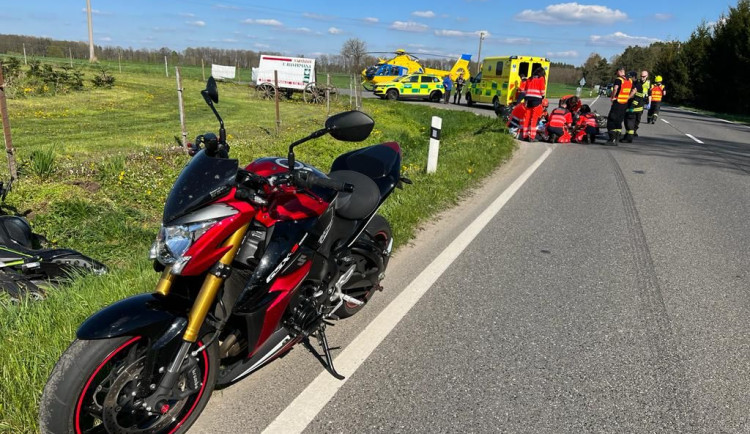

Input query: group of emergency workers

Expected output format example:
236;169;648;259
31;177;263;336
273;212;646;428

506;66;666;146
605;67;666;145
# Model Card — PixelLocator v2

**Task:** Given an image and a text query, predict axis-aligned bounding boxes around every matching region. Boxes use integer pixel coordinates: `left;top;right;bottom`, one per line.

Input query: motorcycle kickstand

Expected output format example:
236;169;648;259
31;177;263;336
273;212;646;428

316;327;345;380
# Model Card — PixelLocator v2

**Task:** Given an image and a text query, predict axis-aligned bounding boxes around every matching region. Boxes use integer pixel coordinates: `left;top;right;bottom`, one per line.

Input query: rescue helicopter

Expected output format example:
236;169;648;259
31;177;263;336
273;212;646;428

361;49;472;91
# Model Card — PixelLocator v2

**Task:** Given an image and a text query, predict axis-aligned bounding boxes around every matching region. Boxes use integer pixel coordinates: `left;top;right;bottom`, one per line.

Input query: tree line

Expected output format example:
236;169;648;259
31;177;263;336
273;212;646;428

582;0;749;114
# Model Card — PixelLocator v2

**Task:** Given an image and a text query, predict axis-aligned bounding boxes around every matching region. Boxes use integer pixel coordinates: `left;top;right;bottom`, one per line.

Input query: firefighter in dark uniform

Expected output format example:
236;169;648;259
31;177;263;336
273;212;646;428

606;66;633;145
621;71;646;143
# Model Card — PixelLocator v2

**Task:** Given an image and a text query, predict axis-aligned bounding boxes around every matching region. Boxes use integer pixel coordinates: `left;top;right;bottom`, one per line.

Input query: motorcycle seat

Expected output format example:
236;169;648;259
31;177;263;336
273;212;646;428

328;170;380;220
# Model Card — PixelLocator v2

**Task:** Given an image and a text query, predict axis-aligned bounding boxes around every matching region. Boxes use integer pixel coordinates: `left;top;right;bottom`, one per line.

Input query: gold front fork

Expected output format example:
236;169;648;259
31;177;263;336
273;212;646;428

153;222;250;343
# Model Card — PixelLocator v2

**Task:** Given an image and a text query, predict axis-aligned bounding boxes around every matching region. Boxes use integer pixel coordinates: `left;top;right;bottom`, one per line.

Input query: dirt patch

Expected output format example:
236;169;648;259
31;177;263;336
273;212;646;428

71;180;101;193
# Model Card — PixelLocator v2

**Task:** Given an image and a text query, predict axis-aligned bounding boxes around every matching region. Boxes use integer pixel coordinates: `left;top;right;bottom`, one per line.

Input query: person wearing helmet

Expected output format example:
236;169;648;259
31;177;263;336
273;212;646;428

622;71;647;143
647;75;666;123
606;66;634;145
546;96;578;143
574;104;600;144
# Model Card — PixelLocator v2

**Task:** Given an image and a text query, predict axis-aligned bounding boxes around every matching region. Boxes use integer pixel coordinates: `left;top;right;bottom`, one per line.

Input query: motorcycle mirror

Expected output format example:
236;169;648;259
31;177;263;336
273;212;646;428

202;77;219;104
325;111;374;142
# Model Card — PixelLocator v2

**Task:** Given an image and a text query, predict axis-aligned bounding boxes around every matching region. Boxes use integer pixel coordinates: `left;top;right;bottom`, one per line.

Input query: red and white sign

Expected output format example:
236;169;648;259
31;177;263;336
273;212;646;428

252;55;315;91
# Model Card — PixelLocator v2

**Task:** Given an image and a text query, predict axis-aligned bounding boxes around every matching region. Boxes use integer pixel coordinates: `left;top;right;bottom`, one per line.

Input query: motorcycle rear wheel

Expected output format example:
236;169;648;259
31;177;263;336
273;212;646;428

39;335;218;434
336;215;392;319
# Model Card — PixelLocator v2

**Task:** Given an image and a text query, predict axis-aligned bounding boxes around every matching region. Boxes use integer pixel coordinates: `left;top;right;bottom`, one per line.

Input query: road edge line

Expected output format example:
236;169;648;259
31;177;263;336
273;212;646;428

262;146;555;434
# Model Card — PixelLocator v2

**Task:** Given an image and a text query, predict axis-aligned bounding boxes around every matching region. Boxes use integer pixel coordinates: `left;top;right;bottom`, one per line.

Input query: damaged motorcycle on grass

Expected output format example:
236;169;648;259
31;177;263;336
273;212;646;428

40;77;410;433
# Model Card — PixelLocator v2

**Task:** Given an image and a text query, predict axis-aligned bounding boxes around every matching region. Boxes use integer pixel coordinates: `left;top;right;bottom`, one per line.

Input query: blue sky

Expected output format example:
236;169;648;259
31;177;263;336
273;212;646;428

3;1;734;66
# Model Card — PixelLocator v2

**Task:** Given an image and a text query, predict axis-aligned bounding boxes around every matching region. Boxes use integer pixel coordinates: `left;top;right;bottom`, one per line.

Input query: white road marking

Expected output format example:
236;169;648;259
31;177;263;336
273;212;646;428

263;146;556;434
591;95;600;106
685;134;704;144
661;119;670;124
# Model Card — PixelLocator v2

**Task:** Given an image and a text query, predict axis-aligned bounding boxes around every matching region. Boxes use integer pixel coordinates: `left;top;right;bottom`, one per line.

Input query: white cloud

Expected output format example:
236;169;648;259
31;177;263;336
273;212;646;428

81;8;109;15
328;27;343;34
364;17;379;23
515;3;627;25
214;4;242;10
223;38;238;43
254;43;271;49
496;37;532;44
389;21;429;32
589;32;660;47
303;12;333;20
187;20;206;27
99;36;112;42
412;10;436;18
292;27;314;33
179;12;195;18
547;50;579;58
434;29;490;38
653;13;672;21
243;18;283;26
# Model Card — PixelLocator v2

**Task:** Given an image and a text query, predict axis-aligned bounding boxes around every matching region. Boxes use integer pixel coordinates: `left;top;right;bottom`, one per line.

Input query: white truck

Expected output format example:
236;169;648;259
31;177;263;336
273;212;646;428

252;55;335;103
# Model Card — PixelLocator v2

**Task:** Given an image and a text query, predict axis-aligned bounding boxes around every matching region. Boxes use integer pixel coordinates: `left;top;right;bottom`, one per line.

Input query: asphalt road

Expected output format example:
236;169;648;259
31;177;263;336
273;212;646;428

190;99;750;433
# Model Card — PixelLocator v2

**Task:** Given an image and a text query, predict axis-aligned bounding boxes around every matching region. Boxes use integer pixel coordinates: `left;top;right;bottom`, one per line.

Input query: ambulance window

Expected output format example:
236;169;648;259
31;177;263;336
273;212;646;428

495;62;504;73
408;75;419;83
532;63;542;74
420;75;433;83
519;62;530;78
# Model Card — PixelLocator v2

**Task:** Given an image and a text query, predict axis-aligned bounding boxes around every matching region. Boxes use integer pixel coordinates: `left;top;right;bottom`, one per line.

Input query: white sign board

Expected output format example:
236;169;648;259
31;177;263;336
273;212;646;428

254;55;315;91
211;64;236;80
579;77;586;86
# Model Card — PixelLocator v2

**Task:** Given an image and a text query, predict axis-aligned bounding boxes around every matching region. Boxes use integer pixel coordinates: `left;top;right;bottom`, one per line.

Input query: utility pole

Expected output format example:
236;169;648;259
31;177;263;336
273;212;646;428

86;0;97;62
476;31;486;76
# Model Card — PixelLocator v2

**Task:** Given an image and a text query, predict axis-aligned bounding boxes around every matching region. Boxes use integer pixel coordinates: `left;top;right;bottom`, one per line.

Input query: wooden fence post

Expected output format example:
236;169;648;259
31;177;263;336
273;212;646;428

326;74;331;116
0;63;18;184
201;59;205;81
164;56;169;77
274;70;280;135
175;67;188;152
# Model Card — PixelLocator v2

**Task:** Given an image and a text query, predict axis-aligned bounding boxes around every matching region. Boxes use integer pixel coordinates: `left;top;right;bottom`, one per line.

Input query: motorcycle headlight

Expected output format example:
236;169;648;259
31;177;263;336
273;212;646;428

150;220;218;273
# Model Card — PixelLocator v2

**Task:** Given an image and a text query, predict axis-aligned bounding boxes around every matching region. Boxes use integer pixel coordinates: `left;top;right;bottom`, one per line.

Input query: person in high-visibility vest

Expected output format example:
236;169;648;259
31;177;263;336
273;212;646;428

622;71;647;143
647;76;666;124
606;66;634;145
521;67;547;142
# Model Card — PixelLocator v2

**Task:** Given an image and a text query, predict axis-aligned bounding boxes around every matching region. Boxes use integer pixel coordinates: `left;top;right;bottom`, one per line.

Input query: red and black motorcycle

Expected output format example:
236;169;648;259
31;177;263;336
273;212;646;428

40;77;409;433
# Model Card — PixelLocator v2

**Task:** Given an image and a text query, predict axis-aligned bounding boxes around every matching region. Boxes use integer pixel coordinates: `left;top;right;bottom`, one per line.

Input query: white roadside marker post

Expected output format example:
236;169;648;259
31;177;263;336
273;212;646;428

427;116;442;174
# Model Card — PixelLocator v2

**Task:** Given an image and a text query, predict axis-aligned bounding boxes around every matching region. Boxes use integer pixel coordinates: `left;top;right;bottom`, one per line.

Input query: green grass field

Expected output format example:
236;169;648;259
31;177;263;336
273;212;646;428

0;58;517;432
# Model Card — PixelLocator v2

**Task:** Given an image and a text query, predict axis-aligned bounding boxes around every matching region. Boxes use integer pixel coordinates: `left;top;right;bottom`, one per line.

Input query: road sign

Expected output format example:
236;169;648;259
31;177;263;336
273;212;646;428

579;77;586;86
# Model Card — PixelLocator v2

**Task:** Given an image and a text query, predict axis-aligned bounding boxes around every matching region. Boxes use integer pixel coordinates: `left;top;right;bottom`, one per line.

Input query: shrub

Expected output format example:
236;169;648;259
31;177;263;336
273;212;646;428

91;67;115;88
28;148;56;179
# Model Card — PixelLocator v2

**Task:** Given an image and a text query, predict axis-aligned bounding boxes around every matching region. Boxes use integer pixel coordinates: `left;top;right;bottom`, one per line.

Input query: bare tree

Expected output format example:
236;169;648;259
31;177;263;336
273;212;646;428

340;38;367;74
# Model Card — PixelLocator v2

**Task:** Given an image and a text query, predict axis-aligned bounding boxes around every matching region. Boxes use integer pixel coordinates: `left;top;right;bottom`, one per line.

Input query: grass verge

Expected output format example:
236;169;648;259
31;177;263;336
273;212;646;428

0;65;515;433
676;105;750;125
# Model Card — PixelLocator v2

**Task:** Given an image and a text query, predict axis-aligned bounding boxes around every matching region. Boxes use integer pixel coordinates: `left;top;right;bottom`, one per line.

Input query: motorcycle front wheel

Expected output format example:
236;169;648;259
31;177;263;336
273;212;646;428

39;334;218;434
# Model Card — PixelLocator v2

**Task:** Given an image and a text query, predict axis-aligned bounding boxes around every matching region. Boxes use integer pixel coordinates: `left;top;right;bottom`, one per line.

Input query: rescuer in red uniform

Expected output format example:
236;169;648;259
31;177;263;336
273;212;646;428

521;67;547;142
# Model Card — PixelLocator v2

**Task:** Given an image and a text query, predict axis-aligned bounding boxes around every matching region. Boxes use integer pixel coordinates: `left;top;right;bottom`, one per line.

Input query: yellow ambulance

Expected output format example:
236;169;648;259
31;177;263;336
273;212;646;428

464;55;550;114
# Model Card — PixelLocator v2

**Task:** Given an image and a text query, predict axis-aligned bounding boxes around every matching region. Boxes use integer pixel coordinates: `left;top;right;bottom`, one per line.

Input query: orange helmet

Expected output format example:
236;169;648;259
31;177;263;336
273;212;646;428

542;98;549;108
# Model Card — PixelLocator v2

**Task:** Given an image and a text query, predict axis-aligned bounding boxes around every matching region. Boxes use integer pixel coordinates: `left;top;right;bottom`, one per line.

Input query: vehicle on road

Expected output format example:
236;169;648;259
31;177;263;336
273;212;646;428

465;55;550;117
373;73;445;101
252;55;337;104
40;77;409;433
362;49;471;91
